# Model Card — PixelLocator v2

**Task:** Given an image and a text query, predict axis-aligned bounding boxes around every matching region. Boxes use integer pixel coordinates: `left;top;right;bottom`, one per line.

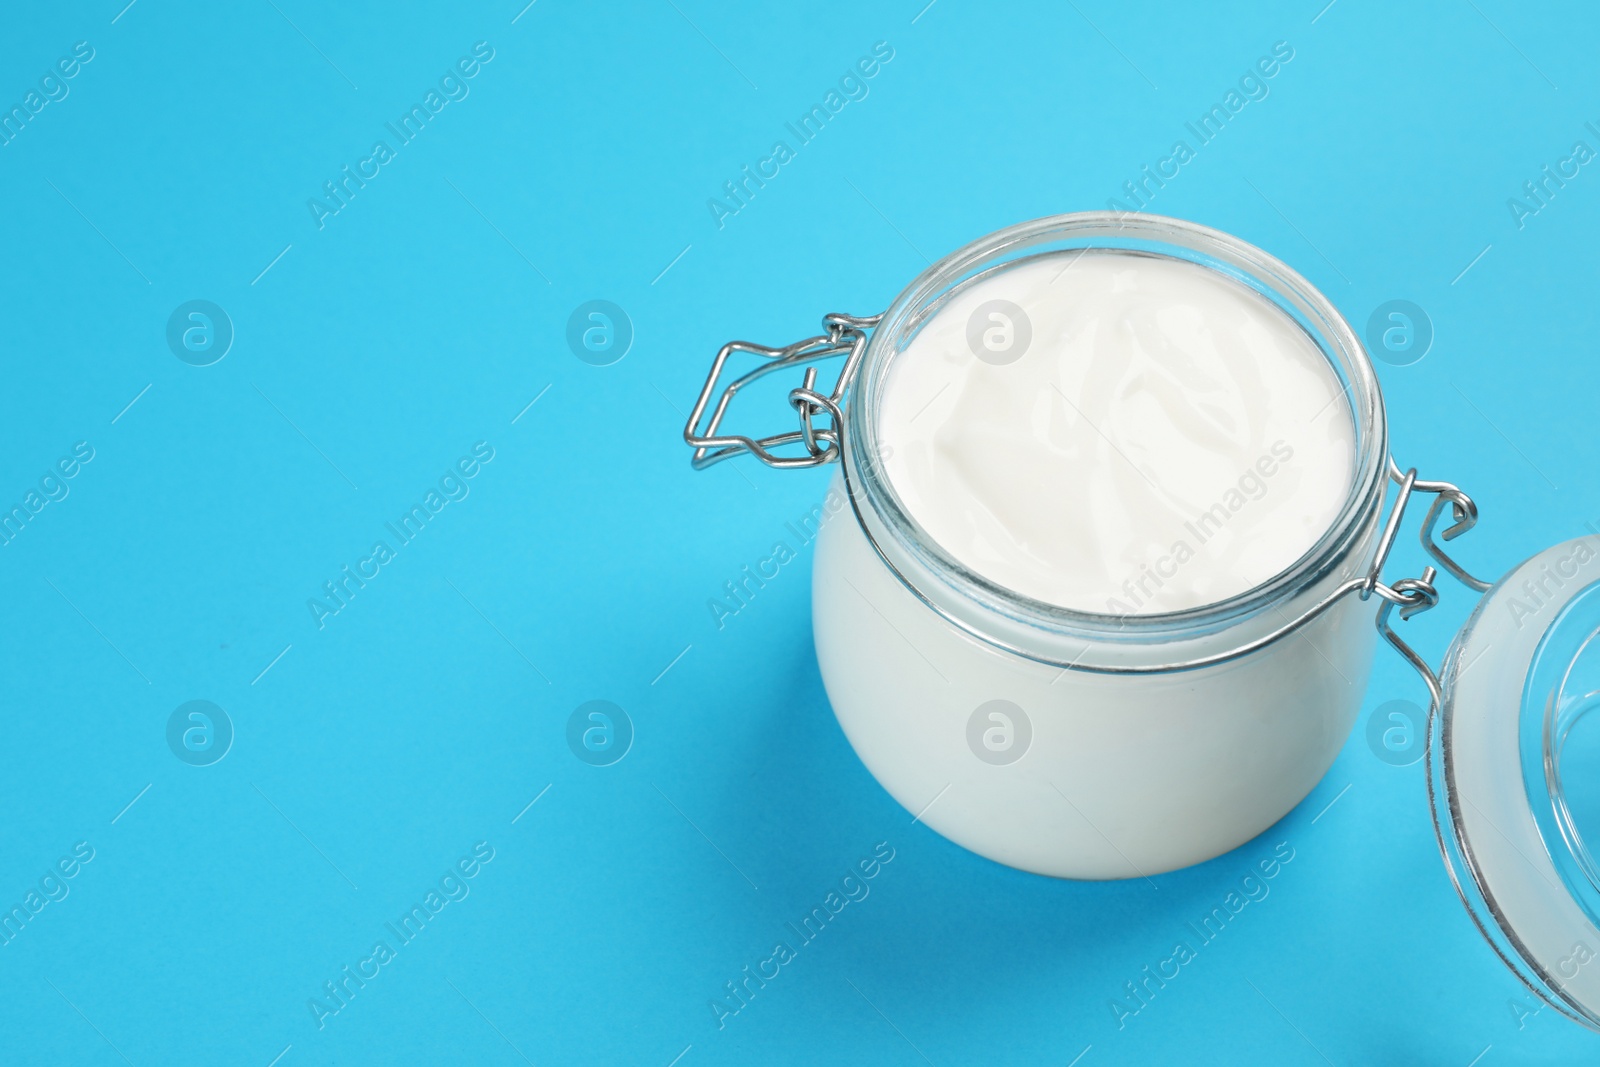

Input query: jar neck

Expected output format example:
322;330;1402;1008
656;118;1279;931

841;212;1388;670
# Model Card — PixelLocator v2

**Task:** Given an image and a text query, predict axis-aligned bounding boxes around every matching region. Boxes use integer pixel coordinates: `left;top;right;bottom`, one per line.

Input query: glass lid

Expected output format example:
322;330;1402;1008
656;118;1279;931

1434;534;1600;1029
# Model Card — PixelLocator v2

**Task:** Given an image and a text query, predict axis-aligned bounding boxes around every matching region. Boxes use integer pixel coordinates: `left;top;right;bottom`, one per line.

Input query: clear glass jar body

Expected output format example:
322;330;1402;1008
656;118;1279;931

811;213;1389;878
815;481;1378;877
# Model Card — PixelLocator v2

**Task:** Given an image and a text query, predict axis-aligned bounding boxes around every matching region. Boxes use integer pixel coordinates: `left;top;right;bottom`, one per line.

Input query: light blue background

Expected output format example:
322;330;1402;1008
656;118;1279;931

1;0;1596;1063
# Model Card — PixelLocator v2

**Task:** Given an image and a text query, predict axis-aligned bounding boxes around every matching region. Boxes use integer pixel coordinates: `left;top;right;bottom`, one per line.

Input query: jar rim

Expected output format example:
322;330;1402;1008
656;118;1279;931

840;211;1388;666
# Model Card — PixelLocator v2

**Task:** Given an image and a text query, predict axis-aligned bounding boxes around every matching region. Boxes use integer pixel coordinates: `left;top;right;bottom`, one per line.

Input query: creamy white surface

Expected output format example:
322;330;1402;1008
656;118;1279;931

877;251;1355;614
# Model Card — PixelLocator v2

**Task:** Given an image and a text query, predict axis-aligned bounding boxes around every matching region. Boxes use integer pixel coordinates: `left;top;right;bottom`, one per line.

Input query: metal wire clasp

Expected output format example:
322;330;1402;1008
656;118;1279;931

1367;461;1495;713
684;312;882;470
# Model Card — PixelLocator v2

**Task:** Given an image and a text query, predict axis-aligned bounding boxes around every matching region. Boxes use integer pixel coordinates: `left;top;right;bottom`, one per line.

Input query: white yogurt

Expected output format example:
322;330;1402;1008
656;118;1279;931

878;251;1354;614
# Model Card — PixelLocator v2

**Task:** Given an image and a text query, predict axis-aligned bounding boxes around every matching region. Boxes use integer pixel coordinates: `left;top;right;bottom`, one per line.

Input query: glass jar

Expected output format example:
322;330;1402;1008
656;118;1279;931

1436;538;1600;1029
685;211;1600;1030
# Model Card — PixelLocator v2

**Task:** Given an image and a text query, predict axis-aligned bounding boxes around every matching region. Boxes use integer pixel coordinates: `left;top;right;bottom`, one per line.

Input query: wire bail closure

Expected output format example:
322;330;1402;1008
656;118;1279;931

1368;461;1495;715
684;312;881;470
